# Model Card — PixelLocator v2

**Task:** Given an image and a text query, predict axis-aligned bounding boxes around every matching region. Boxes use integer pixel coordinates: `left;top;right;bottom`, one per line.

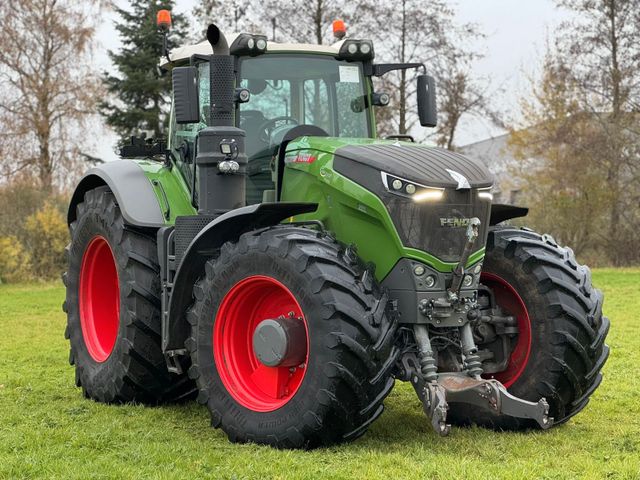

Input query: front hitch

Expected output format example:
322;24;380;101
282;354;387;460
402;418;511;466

407;216;552;436
413;374;553;436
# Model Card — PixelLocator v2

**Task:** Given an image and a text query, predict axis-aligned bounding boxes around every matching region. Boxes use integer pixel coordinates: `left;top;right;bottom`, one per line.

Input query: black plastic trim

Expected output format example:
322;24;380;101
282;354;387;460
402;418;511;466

489;204;528;225
276;125;329;200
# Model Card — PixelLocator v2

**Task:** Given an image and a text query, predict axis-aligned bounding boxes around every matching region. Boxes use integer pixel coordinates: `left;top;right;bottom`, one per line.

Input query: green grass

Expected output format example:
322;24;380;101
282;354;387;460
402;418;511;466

1;269;638;479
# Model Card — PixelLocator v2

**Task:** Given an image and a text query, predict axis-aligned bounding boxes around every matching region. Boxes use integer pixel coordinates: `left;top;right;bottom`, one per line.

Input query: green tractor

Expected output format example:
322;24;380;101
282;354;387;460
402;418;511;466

63;13;609;448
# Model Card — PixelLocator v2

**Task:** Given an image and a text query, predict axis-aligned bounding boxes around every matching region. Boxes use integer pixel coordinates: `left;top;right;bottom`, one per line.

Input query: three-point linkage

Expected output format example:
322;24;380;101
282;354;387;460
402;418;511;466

411;218;553;436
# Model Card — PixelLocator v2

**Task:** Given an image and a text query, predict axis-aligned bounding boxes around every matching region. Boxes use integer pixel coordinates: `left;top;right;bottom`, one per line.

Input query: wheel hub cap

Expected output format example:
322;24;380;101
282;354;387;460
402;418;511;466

252;316;307;367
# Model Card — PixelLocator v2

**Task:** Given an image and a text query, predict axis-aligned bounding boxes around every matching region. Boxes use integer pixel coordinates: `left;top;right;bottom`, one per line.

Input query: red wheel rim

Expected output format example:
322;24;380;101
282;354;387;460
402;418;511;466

79;236;120;362
480;272;532;388
214;275;309;412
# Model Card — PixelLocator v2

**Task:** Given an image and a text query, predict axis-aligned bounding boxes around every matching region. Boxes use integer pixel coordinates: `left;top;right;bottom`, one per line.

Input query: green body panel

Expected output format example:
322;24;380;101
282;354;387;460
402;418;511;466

125;135;485;279
133;160;197;224
279;136;486;278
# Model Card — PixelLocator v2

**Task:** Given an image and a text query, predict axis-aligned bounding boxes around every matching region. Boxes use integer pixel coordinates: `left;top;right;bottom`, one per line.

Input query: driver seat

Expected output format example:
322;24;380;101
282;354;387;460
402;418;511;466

239;110;267;158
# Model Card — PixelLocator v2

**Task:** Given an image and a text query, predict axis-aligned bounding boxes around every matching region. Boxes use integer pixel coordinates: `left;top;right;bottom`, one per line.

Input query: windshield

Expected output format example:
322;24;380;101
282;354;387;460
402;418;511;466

238;54;372;204
238;55;371;153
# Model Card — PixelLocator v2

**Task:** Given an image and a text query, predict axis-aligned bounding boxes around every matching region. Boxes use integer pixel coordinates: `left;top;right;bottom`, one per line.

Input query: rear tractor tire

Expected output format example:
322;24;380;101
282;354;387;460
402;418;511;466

63;186;194;404
449;228;610;429
187;226;397;448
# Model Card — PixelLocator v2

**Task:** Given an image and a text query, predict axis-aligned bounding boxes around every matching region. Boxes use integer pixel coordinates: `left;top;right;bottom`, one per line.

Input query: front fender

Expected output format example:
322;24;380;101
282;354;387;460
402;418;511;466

163;202;318;352
490;203;528;226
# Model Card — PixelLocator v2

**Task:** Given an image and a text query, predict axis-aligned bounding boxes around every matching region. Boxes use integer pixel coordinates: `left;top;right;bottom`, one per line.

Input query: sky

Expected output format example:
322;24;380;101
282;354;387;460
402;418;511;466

94;0;570;161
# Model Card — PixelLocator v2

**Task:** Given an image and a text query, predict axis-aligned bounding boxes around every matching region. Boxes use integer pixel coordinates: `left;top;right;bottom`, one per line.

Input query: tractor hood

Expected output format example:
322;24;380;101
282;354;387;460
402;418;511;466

334;142;493;189
287;136;493;189
290;137;494;264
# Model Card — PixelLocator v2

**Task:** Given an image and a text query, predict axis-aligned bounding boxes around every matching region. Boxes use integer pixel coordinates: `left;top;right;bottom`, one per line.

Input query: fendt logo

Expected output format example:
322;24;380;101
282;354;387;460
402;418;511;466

440;217;472;228
445;168;471;190
284;153;317;164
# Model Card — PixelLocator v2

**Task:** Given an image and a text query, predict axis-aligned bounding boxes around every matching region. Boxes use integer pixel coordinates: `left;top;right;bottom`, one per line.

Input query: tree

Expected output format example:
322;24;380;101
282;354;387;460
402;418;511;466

553;0;640;265
0;0;102;191
24;201;68;279
192;0;255;39
254;0;365;44
435;64;503;150
101;0;187;142
367;0;490;143
509;54;610;258
511;0;640;265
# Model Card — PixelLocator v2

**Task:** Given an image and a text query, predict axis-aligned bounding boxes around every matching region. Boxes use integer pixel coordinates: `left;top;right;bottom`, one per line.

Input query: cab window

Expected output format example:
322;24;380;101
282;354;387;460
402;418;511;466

238;55;371;204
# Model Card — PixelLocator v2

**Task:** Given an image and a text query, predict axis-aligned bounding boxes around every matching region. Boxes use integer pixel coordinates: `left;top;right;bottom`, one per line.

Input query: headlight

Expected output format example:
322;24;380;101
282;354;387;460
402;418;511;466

381;171;444;202
413;190;444;202
478;188;493;201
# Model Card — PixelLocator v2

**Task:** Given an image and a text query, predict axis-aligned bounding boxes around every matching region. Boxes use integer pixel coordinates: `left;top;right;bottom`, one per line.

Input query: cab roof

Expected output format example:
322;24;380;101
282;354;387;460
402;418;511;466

159;34;343;67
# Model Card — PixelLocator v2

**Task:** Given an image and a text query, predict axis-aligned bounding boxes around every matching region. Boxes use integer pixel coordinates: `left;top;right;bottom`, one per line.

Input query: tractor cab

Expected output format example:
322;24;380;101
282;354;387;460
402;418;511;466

162;30;434;206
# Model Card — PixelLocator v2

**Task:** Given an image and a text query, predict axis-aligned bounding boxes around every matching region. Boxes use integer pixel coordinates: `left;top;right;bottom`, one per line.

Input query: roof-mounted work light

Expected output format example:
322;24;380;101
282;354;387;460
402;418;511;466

230;34;268;57
338;39;374;61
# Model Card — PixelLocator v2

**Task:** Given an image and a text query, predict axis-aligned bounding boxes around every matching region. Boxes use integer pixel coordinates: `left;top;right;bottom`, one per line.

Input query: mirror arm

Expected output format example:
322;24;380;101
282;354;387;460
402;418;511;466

371;62;426;77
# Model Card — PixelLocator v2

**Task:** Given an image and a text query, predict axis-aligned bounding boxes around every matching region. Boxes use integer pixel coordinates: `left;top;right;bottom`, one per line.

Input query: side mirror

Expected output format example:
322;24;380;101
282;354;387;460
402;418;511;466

417;74;437;127
172;66;199;124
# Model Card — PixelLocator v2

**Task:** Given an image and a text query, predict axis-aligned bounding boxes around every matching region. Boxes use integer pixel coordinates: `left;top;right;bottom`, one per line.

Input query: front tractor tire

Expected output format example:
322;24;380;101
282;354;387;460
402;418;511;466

63;186;193;404
450;228;610;429
187;226;397;449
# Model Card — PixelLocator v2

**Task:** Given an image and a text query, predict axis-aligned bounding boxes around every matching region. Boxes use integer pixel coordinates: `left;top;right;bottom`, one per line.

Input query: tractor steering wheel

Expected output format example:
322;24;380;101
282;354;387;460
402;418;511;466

258;116;299;143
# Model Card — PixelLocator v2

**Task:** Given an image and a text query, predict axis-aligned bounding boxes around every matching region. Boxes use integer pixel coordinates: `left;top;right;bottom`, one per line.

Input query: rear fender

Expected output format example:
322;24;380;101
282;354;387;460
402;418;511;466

67;160;166;227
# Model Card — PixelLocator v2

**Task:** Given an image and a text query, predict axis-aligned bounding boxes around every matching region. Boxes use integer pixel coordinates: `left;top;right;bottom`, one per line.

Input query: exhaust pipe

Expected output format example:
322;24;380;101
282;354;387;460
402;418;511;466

195;23;247;215
205;24;234;127
206;24;229;55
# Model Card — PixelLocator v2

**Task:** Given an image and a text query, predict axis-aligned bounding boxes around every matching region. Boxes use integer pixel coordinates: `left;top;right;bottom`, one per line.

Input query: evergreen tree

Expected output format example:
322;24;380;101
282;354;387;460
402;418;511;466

101;0;186;141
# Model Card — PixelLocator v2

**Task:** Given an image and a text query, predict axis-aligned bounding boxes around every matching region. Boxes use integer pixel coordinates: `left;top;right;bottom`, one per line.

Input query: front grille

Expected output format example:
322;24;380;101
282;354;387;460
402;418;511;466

385;189;490;263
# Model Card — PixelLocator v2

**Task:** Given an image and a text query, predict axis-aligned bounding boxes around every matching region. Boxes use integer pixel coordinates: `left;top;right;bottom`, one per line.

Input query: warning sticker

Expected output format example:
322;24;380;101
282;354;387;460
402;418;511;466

339;65;360;83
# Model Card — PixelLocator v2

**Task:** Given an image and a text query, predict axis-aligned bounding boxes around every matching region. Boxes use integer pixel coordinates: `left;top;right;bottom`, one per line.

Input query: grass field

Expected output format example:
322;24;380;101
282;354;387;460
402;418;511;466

0;269;638;479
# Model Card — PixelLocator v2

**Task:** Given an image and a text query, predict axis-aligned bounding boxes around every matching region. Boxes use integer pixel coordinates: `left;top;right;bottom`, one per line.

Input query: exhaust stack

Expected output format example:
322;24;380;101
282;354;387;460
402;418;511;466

196;24;247;215
206;24;234;127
